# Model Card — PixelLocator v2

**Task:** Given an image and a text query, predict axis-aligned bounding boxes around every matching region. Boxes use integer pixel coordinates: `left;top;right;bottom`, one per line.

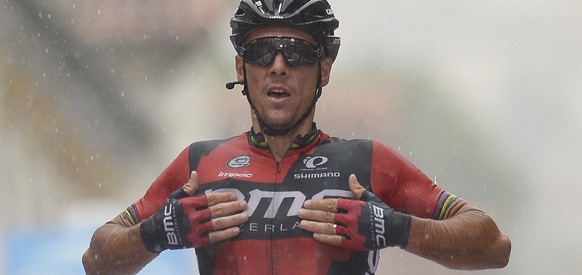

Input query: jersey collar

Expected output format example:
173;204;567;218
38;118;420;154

248;123;321;150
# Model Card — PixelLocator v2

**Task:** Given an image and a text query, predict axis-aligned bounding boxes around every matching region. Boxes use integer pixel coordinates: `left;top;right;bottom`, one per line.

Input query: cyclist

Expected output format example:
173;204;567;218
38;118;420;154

83;1;511;274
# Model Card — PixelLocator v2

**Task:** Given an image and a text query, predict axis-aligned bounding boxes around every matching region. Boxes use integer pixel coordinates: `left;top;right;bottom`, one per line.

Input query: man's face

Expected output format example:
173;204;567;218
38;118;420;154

235;27;333;131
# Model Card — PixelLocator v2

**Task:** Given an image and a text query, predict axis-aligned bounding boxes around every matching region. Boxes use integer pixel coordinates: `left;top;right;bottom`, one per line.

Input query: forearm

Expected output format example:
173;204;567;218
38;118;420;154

404;199;511;270
82;216;158;275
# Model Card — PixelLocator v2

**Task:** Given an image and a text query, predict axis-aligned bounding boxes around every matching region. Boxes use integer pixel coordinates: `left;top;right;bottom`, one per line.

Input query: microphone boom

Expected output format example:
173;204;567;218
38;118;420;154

226;81;243;90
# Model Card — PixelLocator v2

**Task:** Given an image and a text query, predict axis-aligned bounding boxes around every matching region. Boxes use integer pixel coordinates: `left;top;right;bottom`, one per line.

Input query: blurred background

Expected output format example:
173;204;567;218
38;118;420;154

0;0;580;274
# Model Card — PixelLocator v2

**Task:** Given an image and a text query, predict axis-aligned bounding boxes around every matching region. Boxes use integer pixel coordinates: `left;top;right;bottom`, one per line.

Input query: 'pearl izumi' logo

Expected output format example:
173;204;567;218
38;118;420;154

303;156;328;169
295;156;340;180
227;155;252;168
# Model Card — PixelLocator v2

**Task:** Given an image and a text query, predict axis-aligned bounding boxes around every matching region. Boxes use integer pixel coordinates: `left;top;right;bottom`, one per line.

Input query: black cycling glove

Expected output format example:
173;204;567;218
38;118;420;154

334;190;412;250
140;187;213;253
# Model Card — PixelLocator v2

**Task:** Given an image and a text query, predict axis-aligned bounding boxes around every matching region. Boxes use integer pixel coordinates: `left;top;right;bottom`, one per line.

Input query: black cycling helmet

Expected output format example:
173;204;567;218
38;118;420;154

230;0;341;61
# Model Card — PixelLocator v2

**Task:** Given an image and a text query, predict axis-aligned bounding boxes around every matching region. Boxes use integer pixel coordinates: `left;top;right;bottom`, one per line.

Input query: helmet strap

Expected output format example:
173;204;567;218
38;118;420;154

242;59;322;137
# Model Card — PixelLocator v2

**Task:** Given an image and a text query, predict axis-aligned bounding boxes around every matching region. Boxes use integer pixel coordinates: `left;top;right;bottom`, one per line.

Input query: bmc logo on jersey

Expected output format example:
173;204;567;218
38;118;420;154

206;188;354;219
227;155;252;168
303;156;328;169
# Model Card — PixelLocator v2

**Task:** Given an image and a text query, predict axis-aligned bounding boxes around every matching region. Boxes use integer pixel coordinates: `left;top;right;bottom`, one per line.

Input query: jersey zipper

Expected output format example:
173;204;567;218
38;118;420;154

266;146;284;174
269;150;284;275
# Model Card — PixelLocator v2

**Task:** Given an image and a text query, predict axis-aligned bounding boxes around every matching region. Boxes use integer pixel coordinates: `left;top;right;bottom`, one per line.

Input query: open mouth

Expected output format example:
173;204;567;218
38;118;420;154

267;89;290;99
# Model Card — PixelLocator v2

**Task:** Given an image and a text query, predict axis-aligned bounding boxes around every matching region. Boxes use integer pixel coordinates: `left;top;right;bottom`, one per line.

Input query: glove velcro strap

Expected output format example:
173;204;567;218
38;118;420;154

387;209;412;248
140;218;165;253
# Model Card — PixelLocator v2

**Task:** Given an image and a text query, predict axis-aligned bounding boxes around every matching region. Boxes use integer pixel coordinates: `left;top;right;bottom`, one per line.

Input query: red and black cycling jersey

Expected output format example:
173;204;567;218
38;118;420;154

125;128;456;275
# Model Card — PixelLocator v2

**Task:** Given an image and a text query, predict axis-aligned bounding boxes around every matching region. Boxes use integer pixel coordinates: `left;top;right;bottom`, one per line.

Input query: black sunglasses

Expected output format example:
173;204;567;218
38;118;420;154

241;36;323;67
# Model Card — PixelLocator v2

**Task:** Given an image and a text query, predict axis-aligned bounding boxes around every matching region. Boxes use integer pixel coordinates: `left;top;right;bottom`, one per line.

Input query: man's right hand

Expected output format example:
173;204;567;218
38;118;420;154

140;171;249;253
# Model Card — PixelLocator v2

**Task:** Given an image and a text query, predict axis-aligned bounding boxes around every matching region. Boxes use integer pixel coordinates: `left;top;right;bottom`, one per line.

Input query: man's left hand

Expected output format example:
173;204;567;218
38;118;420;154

298;174;412;250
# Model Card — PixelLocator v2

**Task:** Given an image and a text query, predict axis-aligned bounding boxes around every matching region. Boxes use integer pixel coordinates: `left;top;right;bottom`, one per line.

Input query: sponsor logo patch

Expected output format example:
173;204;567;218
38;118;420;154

227;155;252;168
